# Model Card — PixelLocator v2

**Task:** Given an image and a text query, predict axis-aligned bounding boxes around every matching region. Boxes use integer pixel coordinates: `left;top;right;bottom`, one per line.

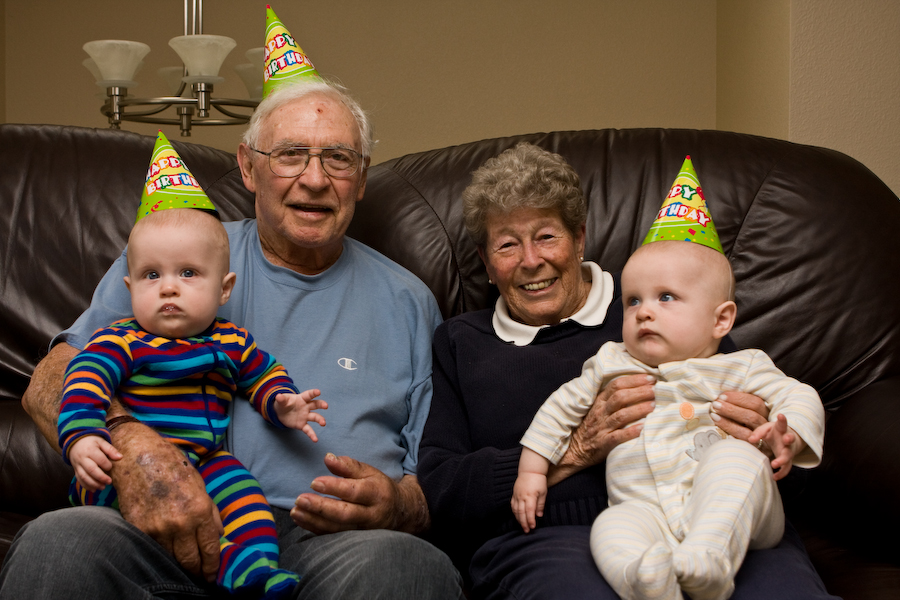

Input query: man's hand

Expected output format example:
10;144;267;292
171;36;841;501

291;453;429;535
109;420;224;583
24;343;222;580
548;374;655;486
711;391;770;442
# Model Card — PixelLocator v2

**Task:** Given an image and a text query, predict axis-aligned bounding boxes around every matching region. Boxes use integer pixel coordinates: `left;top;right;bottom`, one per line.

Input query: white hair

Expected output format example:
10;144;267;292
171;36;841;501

242;79;374;158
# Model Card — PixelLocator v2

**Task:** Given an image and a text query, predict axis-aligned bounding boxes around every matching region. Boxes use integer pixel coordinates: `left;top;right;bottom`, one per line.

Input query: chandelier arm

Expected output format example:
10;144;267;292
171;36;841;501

211;104;258;120
115;114;250;126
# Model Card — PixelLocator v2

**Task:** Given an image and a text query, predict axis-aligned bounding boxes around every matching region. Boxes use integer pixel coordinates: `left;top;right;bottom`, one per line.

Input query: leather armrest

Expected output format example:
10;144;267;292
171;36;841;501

0;400;72;516
802;375;900;559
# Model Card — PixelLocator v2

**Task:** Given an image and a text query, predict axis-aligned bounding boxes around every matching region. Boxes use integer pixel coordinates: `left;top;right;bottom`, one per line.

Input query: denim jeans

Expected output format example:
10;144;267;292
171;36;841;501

0;506;464;600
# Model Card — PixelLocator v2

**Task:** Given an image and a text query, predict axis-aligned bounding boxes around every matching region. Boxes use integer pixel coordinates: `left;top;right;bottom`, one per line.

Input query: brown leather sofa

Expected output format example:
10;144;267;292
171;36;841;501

1;123;899;598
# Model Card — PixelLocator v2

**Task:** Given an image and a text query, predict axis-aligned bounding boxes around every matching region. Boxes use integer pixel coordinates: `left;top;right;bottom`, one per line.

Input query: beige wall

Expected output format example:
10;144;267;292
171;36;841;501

0;0;5;122
790;0;900;196
716;0;789;139
4;0;717;163
2;1;899;195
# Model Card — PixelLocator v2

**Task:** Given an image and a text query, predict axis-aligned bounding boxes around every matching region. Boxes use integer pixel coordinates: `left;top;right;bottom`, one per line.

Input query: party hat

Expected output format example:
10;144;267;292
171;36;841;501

263;5;320;98
642;156;723;253
136;131;218;223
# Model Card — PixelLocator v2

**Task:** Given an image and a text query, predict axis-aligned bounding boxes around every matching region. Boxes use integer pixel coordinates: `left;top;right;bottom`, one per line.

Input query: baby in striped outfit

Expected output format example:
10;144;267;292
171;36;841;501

513;240;825;600
58;208;327;599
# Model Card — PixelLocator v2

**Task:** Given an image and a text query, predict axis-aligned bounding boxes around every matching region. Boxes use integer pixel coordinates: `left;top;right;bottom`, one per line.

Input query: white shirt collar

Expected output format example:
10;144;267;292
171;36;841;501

492;261;615;346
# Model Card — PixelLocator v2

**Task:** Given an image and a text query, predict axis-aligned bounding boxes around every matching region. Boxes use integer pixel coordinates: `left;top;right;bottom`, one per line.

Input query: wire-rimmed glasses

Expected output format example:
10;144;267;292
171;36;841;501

249;146;362;179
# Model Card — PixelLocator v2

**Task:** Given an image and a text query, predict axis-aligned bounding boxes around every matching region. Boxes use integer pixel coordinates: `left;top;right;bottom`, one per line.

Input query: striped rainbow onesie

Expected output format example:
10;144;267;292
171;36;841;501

521;342;825;600
58;317;300;598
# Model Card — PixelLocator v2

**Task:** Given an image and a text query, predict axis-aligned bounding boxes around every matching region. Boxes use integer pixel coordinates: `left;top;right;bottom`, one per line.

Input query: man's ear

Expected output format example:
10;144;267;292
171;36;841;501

712;300;737;339
355;156;371;202
237;143;257;193
220;272;237;306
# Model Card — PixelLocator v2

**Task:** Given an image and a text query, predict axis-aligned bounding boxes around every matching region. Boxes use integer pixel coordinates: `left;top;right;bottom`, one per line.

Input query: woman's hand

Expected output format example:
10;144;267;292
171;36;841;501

547;374;656;486
710;391;770;442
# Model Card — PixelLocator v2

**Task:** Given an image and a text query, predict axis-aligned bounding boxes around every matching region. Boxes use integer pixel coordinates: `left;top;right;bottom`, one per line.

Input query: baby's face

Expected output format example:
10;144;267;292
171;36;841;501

620;241;734;367
125;217;232;339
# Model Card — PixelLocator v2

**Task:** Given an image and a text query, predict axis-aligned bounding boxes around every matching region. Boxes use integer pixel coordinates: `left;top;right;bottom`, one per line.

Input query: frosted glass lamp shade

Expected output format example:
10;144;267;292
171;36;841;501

82;58;102;82
83;40;150;87
245;47;265;73
169;34;236;84
234;63;263;101
158;66;186;95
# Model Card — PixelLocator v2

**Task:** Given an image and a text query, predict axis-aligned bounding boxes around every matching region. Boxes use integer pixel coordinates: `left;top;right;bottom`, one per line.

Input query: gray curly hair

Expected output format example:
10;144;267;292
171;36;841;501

463;142;587;248
242;79;374;158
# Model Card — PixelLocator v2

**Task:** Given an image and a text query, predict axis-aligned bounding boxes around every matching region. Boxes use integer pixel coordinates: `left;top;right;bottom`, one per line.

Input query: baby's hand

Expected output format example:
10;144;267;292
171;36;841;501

748;413;801;481
511;473;548;534
68;435;122;491
274;389;327;442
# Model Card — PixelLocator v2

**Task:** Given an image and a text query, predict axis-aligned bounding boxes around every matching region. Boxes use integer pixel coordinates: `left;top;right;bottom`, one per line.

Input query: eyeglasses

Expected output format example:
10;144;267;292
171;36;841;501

249;146;363;179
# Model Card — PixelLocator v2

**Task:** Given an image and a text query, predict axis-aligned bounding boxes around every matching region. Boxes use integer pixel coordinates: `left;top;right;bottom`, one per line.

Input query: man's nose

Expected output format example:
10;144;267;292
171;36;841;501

298;153;331;190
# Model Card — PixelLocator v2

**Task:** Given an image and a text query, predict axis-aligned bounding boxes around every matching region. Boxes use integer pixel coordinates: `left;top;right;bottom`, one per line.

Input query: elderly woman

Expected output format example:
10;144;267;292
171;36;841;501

418;143;836;600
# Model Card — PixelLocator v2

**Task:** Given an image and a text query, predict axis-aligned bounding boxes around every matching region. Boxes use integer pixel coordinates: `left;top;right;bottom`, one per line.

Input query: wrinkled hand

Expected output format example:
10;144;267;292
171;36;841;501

274;389;327;442
291;453;425;535
110;420;223;583
511;473;547;533
68;435;122;491
549;374;655;485
748;414;801;481
711;391;770;444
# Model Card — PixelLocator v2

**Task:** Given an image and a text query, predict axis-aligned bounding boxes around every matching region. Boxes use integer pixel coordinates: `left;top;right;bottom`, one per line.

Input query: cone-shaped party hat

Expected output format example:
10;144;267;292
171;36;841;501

136;131;218;223
642;156;723;253
263;5;320;98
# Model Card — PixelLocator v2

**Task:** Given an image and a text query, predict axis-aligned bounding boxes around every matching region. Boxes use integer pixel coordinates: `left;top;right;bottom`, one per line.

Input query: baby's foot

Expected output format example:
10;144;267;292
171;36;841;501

624;541;681;600
673;547;733;600
263;568;300;599
219;544;299;599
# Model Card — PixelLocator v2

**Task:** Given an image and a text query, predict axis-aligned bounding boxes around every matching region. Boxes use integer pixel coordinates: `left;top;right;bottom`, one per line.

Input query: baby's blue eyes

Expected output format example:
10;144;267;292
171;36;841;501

627;293;674;306
143;270;195;279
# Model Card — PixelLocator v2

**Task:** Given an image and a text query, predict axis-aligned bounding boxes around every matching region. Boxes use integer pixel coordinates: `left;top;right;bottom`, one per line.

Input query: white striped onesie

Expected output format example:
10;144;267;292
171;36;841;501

520;342;824;600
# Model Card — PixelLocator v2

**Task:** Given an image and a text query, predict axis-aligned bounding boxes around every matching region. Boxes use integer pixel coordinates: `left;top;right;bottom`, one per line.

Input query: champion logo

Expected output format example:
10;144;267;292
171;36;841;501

337;358;358;371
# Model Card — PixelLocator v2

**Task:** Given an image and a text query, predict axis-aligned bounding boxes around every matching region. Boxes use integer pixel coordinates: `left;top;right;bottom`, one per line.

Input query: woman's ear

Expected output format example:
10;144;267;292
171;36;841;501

477;246;496;284
712;300;737;339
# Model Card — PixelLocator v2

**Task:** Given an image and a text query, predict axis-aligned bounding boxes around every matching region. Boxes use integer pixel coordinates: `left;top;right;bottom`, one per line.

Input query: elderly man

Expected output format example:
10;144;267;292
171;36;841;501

0;80;463;600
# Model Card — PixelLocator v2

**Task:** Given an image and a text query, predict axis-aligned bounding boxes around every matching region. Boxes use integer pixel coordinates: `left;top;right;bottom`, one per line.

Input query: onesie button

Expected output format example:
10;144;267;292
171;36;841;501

679;402;694;420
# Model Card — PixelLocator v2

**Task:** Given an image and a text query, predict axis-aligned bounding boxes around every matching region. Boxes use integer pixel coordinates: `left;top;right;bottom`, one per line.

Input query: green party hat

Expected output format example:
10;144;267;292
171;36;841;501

136;131;218;223
263;5;320;98
642;156;723;253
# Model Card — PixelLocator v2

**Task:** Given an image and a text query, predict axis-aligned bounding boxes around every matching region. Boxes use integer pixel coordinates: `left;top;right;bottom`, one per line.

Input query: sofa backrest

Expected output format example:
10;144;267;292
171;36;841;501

2;124;899;517
350;129;900;410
